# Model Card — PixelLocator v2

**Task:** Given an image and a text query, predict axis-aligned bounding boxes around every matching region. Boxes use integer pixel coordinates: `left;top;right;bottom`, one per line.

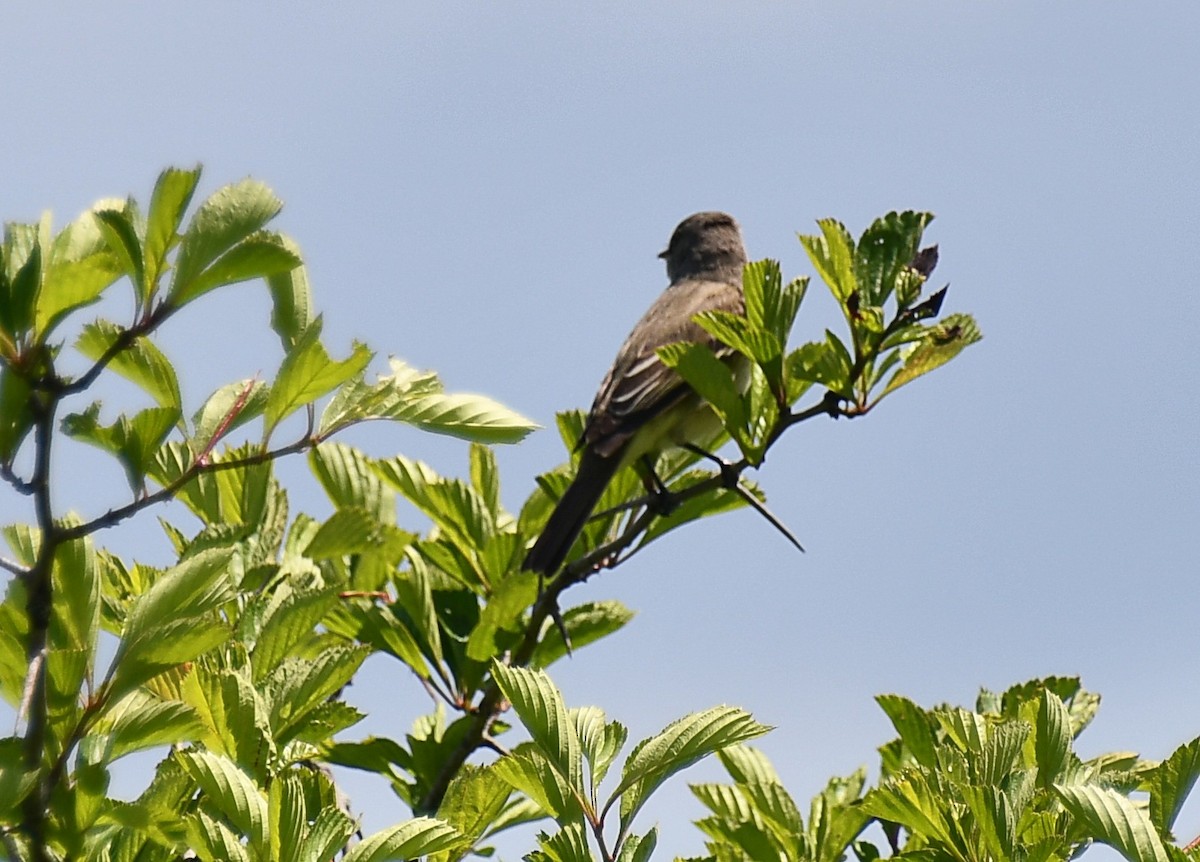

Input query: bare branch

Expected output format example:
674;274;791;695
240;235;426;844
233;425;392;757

0;464;35;496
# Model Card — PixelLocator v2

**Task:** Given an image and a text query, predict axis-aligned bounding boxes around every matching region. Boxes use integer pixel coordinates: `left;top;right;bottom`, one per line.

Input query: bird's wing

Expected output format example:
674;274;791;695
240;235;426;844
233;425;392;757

582;277;744;456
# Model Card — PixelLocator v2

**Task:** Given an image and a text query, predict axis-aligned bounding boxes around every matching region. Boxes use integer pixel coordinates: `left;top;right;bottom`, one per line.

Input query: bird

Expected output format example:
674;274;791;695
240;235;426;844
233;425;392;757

523;211;748;576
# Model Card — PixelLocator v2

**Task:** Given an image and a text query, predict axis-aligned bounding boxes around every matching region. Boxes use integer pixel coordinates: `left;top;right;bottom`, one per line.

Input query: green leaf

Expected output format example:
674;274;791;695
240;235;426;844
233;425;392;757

187;810;251;862
250;587;338;682
177;749;268;853
190;378;268;452
321;357;537;444
854;211;933;306
170;178;285;304
1149;737;1200;837
466;572;538;661
860;770;958;851
491;745;584;822
0;367;34;464
342;817;464;862
573;706;628;793
61;402;180;492
491;664;584;799
143;166;201;301
309;442;395;525
110;547;237;696
267;234;314;351
304;507;383;559
657;341;746;432
876;694;938;769
617;827;657;862
268;771;306;862
1035;689;1073;786
93;206;144;291
267;645;369;740
296;806;358;862
531;600;635;669
1055;783;1170;862
879;313;982;400
178;230;302;304
435;764;514;857
93;690;206;761
533;820;592;862
264;319;372;439
1;222;42;338
38;210;124;339
800;219;857;304
76;320;182;412
614;705;771;831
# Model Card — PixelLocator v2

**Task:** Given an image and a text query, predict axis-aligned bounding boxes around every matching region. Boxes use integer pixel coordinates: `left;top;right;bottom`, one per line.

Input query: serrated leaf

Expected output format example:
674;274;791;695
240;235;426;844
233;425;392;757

800;219;857;303
1149;737;1200;837
143;166;201;302
529;600;634;670
38;210;124;339
0;367;34;463
614;705;770;831
876;694;938;769
267;234;313;351
309;442;395;525
573;706;627;793
303;507;382;559
1056;783;1170;862
76;320;182;412
321;357;537;444
1036;689;1073;786
178;230;302;304
535;820;591;862
658;341;746;432
178;749;268;853
491;746;584;822
492;664;584;798
190;378;268;452
854;211;934;306
171;178;285;304
880;313;981;400
111;548;237;694
860;770;957;850
264;320;372;438
187;809;252;862
268;645;369;739
342;816;464;862
618;826;658;862
250;588;338;682
435;764;514;857
93;691;206;761
297;805;358;862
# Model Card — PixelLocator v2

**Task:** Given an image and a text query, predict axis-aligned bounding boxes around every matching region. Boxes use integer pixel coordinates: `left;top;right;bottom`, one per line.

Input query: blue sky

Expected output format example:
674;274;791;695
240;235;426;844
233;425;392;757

3;4;1199;858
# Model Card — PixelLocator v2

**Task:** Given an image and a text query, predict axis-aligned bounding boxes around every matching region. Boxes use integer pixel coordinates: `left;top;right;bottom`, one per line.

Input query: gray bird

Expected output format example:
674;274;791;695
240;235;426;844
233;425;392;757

523;211;748;575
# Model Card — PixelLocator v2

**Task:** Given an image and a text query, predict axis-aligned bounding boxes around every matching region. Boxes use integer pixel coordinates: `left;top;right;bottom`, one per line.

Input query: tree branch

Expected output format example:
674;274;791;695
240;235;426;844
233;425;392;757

20;385;61;862
415;386;848;815
57;304;175;397
0;556;29;579
56;435;317;542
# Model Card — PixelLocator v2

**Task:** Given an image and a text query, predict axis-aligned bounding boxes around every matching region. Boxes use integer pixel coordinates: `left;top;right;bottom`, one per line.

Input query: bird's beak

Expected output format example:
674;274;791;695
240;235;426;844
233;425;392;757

657;248;669;259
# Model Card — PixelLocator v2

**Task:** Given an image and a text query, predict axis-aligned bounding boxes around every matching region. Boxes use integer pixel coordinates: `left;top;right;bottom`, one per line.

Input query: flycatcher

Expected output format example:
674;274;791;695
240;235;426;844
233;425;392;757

523;211;748;576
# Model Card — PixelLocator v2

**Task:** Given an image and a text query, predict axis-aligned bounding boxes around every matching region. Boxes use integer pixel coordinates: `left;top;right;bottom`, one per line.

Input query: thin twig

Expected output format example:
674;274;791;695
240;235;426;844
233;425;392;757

415;387;850;814
57;305;175;397
0;463;34;496
56;435;317;542
0;557;29;579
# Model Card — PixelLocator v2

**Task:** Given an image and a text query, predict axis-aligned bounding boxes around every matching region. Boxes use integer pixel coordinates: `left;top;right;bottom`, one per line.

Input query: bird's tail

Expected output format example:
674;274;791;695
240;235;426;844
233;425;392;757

523;449;620;575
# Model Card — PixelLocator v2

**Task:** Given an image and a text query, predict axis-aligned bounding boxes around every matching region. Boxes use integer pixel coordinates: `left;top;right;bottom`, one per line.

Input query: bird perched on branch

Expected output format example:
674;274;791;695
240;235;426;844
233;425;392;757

523;211;748;576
